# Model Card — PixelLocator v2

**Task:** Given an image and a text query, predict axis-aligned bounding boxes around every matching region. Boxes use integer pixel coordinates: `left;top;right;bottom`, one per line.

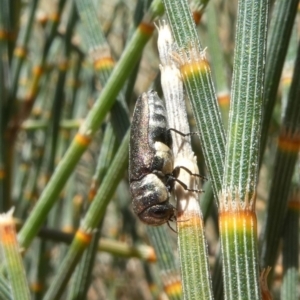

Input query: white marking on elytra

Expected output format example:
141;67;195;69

154;141;170;152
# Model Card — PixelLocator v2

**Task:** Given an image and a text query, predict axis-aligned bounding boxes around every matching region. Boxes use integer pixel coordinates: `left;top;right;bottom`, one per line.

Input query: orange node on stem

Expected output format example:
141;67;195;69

164;280;182;296
94;57;114;70
219;210;257;233
177;211;203;229
0;224;17;245
32;65;44;76
278;133;300;153
218;93;230;106
30;282;43;292
49;12;60;22
88;188;97;202
192;11;202;25
180;58;209;80
0;169;5;179
14;46;27;58
75;229;92;245
288;200;300;211
0;30;14;40
75;133;91;146
147;247;157;263
138;22;155;36
0;30;8;40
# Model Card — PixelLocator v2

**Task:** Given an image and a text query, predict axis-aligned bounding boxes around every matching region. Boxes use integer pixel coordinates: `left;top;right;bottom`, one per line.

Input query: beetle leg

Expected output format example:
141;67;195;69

173;166;207;180
168;128;198;137
171;176;204;193
167;220;178;233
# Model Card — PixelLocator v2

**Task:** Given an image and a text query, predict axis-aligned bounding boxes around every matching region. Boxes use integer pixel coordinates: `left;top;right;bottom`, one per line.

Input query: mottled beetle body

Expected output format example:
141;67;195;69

129;90;175;225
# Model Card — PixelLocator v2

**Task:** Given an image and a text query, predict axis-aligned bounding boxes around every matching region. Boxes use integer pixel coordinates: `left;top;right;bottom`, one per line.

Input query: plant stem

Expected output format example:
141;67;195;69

18;8;158;249
260;0;299;162
163;0;226;200
43;130;129;300
220;0;269;298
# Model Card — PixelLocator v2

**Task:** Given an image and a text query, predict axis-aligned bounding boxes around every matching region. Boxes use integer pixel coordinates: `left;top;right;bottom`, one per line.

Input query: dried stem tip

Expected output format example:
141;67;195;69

0;208;17;245
156;20;174;66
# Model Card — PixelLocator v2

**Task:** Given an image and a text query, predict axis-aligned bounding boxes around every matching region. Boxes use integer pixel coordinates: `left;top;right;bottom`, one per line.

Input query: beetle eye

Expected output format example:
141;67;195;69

148;204;175;220
151;207;170;218
138;204;175;226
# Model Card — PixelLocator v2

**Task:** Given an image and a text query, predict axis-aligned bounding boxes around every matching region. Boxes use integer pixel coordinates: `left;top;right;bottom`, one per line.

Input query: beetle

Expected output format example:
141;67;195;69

129;90;202;226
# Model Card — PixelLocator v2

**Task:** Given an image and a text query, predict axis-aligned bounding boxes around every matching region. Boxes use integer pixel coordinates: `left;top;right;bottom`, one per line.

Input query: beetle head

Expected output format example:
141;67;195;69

130;174;175;226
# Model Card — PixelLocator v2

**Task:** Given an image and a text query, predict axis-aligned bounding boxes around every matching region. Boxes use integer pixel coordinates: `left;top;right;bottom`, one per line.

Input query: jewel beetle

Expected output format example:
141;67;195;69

129;90;202;226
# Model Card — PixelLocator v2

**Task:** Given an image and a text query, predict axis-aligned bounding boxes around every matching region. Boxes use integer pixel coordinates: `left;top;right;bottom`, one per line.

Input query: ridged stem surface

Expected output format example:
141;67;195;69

162;0;226;201
43;130;129;300
260;41;300;269
220;0;269;299
147;227;182;300
18;8;157;249
158;20;213;300
0;211;31;300
281;196;299;300
222;0;268;198
260;0;299;161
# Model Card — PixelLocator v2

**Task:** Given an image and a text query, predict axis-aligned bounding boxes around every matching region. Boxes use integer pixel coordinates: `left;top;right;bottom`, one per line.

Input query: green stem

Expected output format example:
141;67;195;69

220;0;269;299
162;0;226;201
43;130;129;300
18;11;157;249
260;0;299;162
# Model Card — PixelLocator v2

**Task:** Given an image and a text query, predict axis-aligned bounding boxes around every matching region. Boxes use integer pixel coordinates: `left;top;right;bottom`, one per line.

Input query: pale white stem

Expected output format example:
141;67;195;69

157;21;201;215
